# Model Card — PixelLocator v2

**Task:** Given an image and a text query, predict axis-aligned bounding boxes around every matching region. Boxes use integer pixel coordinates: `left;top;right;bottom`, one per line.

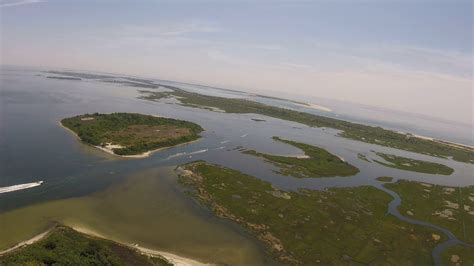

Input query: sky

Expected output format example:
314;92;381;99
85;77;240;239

1;0;472;124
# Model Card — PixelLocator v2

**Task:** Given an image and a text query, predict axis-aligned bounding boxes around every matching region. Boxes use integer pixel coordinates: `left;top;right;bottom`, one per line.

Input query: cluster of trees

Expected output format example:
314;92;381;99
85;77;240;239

0;226;170;266
61;113;204;155
114;134;200;155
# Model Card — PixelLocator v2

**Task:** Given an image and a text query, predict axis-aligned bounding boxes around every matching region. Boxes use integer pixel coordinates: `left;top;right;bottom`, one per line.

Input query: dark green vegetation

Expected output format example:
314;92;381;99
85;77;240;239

138;87;474;164
61;113;203;156
48;71;116;80
178;161;443;265
243;136;359;178
376;176;394;182
47;71;159;89
0;225;171;266
45;72;474;163
442;244;474;265
46;76;82;80
138;90;172;101
385;180;474;243
102;80;158;89
357;153;371;162
253;93;308;106
374;152;454;175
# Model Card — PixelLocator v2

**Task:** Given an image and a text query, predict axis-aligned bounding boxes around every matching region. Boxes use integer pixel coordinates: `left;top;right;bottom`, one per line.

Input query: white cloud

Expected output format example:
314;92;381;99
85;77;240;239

121;21;221;37
0;0;42;8
3;11;470;123
309;41;473;79
249;44;283;51
279;62;314;70
99;21;221;51
206;50;233;61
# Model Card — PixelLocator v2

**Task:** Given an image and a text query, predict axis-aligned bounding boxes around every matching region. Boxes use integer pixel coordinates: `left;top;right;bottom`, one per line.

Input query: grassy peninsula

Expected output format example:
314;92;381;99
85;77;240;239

0;225;171;266
385;180;474;243
61;113;203;156
374;152;454;175
139;87;474;164
243;136;359;178
178;161;443;265
376;176;394;182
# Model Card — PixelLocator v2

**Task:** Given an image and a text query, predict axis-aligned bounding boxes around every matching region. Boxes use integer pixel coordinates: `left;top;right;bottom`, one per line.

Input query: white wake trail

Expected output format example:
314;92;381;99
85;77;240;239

0;181;43;194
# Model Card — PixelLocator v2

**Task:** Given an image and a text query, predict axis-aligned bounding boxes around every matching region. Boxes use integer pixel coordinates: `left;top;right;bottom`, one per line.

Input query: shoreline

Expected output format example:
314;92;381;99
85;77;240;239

94;138;202;159
247;152;310;159
0;225;209;266
295;102;332;112
59;121;203;159
70;226;209;266
0;226;55;256
396;130;474;151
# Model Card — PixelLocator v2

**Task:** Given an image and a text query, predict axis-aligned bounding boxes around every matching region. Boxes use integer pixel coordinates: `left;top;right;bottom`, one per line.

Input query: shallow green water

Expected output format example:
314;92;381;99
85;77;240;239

0;167;276;265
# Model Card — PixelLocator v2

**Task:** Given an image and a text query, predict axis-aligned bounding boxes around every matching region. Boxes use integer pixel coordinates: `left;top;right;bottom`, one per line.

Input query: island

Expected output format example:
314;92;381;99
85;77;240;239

47;72;474;164
47;71;160;89
373;152;454;175
376;176;394;182
0;225;172;266
243;136;359;178
138;87;474;164
177;161;443;265
61;113;204;157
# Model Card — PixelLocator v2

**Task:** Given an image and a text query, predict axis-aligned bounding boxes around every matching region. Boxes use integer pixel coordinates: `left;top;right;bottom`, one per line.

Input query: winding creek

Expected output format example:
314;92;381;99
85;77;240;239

1;67;472;264
376;185;474;265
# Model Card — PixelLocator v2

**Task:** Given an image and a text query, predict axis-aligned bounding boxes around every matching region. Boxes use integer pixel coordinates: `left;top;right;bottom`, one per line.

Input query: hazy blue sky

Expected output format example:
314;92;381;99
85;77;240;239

1;0;472;124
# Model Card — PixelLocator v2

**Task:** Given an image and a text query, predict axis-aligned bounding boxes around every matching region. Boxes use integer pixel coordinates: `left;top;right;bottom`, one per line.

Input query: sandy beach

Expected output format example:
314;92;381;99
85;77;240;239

0;227;55;256
296;102;332;112
397;130;474;150
71;226;210;266
253;153;310;159
135;246;209;266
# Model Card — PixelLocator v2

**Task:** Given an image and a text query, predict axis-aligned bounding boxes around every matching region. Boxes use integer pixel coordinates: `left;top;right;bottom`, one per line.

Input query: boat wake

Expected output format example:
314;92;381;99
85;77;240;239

187;149;208;156
0;181;43;194
167;152;187;160
167;149;209;160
